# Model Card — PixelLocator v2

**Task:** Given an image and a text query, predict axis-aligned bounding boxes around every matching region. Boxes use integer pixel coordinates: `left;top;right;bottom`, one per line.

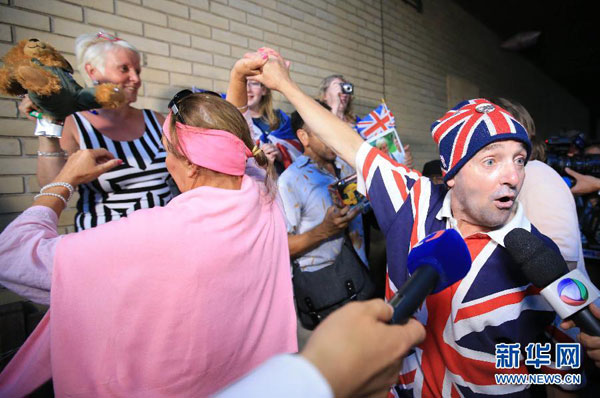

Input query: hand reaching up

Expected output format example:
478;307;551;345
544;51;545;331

251;48;294;93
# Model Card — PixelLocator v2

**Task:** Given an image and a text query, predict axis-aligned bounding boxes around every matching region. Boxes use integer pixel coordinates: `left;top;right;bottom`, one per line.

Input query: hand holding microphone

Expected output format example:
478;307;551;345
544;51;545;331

301;299;425;398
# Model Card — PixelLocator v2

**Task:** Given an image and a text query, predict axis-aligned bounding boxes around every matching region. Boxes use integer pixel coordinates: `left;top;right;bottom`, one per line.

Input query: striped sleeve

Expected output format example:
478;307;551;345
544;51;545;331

355;141;429;234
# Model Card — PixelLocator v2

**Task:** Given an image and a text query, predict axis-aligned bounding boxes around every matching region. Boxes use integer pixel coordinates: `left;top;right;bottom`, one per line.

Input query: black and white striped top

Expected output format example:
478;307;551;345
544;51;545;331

73;109;173;231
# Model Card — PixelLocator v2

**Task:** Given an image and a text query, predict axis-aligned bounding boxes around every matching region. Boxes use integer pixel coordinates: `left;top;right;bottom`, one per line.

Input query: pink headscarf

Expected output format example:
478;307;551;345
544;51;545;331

162;112;252;176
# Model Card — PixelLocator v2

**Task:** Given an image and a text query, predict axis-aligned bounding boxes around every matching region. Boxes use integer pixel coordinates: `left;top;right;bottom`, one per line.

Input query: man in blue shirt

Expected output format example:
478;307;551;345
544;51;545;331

278;103;367;271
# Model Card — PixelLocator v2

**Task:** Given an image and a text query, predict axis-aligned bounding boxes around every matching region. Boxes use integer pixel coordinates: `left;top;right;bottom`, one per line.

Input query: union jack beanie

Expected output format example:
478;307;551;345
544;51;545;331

431;98;531;182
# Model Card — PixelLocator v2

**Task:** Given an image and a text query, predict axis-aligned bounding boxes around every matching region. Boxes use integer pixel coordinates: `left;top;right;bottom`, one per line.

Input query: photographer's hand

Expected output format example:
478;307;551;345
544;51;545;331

302;299;425;398
565;167;600;195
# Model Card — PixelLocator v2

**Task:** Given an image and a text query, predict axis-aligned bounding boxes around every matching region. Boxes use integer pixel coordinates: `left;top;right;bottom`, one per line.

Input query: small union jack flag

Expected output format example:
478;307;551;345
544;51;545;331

356;102;395;139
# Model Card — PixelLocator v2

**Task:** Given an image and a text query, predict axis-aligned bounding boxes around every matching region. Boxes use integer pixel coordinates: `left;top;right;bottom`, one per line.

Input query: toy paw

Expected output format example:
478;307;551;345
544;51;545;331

16;65;61;96
95;83;126;109
0;68;25;96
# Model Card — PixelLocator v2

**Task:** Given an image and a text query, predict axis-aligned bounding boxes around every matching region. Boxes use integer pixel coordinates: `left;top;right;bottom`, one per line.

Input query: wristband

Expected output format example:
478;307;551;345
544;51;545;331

34;118;64;138
37;150;68;157
34;192;68;208
41;182;74;201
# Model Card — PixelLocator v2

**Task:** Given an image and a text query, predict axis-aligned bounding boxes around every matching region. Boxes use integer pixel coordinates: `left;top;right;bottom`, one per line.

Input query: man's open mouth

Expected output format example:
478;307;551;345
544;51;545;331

494;195;515;209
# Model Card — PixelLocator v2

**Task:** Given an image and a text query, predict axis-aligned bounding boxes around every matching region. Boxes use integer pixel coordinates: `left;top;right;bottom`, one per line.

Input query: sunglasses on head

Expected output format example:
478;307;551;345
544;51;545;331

168;89;222;124
96;31;122;42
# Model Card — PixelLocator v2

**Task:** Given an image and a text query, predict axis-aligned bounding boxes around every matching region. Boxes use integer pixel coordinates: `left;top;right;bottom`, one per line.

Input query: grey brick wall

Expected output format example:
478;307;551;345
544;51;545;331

0;0;589;233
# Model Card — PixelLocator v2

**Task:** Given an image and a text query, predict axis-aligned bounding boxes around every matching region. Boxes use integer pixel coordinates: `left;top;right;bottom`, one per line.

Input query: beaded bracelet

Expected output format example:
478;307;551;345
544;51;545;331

34;192;68;208
237;104;249;111
37;150;68;157
41;182;74;201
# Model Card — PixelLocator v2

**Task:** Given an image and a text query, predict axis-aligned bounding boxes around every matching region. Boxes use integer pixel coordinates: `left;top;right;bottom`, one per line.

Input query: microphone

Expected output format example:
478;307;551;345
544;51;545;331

504;228;600;336
390;229;471;324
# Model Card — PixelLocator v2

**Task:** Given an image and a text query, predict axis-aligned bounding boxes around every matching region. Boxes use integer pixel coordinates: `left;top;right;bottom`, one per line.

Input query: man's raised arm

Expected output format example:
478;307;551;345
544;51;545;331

255;53;364;168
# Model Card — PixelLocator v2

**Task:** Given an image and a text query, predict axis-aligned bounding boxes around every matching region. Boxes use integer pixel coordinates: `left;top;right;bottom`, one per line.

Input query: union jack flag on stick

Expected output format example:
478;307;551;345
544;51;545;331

356;101;395;139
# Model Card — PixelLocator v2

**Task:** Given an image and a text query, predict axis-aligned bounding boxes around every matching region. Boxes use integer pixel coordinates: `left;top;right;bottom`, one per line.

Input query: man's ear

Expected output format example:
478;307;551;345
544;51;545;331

446;177;455;188
297;128;310;148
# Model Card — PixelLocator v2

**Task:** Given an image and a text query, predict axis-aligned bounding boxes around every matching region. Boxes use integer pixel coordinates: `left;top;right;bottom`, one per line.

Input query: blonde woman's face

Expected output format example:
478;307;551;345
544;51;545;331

93;47;141;104
246;81;266;111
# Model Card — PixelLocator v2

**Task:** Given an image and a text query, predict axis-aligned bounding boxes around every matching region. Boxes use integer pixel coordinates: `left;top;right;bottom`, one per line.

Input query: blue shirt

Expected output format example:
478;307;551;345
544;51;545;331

278;155;367;272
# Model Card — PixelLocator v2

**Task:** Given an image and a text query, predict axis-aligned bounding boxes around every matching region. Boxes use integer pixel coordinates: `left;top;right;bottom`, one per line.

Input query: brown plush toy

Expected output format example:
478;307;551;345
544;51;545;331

0;38;125;121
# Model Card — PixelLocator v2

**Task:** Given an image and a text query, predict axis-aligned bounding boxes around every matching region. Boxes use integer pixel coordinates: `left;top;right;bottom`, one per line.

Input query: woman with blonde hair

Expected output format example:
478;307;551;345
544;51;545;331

0;54;296;397
318;74;356;125
247;79;302;173
20;32;172;231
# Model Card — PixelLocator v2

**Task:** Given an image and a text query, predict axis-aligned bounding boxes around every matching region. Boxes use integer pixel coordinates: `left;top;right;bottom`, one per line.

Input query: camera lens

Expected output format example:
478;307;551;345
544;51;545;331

546;154;600;178
340;82;354;95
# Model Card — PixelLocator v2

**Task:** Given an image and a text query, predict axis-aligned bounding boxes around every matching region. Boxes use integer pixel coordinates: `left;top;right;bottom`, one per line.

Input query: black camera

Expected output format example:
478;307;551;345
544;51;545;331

340;82;354;95
545;132;586;156
546;154;600;178
544;132;599;177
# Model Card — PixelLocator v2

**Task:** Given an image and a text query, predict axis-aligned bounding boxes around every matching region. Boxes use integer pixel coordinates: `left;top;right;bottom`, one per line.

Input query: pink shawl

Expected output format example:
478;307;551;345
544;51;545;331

0;173;297;397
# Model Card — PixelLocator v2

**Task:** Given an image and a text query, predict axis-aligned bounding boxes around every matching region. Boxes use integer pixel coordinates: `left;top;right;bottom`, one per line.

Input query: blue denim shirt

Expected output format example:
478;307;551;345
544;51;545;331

278;155;367;272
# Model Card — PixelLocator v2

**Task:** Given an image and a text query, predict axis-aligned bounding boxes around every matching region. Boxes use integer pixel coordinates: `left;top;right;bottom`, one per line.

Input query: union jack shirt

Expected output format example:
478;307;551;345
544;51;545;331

354;142;581;397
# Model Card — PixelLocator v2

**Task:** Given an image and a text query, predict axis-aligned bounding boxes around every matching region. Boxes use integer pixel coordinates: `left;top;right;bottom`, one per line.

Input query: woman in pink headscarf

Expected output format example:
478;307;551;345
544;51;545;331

0;54;297;397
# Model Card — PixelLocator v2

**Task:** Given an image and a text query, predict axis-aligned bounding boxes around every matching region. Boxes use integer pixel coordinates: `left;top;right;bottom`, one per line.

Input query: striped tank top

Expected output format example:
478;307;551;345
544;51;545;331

73;109;173;231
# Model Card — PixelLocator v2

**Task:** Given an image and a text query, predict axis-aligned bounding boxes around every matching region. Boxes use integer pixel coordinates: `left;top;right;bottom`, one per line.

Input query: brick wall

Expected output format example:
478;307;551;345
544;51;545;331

0;0;590;234
381;0;589;164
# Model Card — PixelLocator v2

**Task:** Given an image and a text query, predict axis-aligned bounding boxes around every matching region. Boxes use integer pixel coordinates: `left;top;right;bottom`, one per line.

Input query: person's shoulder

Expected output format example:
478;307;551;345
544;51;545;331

523;160;573;197
279;158;309;185
141;108;164;123
275;109;289;118
526;160;562;181
67;205;171;245
279;162;300;183
151;110;166;125
531;224;562;255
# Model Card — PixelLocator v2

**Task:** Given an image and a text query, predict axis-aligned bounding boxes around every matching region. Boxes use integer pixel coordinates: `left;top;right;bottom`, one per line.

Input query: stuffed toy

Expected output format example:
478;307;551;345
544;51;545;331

0;38;125;122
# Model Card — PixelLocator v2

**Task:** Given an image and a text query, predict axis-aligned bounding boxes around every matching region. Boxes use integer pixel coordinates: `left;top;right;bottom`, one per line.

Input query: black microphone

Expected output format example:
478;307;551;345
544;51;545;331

504;228;600;336
390;229;471;324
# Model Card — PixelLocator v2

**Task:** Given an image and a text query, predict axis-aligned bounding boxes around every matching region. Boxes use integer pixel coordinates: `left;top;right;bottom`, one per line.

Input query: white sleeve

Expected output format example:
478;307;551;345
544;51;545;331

214;354;333;398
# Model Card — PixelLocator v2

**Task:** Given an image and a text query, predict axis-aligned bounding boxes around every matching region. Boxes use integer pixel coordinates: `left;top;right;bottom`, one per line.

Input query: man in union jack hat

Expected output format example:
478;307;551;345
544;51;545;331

258;55;584;398
357;99;582;397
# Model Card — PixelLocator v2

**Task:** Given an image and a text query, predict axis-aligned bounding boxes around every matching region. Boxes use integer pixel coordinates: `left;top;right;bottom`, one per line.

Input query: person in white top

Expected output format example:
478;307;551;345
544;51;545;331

495;98;587;274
